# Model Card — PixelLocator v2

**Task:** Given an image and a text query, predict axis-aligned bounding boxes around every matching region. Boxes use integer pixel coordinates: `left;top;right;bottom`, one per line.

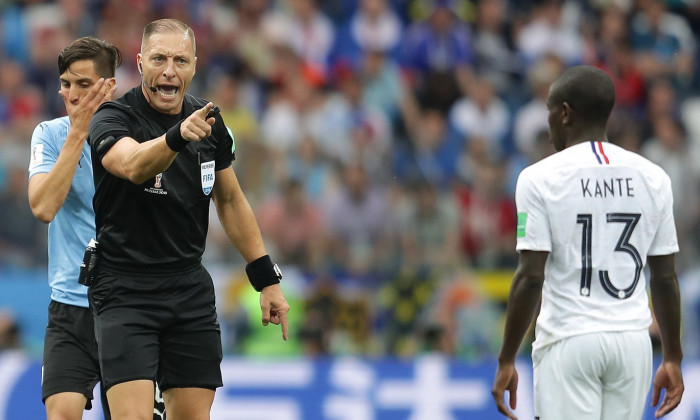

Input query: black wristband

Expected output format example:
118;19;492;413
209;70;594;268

245;255;282;292
165;121;188;152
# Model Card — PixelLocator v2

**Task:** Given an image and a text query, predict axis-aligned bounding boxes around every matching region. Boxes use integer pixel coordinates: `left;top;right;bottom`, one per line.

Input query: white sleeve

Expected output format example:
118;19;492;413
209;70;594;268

515;169;552;252
648;173;680;256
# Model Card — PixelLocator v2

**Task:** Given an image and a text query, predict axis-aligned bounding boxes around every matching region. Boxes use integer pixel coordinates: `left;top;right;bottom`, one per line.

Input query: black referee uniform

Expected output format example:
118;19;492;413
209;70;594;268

87;86;232;392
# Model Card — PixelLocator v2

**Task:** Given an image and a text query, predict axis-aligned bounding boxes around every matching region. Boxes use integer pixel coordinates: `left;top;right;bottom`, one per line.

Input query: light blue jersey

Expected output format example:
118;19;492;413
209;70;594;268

28;116;94;308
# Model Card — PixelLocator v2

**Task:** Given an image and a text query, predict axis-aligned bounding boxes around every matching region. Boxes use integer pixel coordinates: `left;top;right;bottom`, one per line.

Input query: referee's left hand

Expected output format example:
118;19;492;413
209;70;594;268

260;284;290;340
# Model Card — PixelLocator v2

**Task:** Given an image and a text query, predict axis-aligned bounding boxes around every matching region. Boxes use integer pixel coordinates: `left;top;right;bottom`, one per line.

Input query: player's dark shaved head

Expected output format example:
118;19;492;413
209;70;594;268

549;65;616;124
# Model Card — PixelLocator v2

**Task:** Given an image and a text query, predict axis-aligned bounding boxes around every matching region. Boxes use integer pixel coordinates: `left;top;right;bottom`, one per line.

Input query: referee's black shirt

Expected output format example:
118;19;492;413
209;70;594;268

88;87;234;275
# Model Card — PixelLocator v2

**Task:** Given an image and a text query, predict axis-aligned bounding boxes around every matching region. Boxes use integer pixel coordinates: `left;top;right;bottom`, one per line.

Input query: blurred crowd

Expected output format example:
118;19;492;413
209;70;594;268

1;0;700;359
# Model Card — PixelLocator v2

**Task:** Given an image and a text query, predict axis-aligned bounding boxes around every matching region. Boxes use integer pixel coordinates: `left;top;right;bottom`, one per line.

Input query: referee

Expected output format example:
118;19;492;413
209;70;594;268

87;18;289;419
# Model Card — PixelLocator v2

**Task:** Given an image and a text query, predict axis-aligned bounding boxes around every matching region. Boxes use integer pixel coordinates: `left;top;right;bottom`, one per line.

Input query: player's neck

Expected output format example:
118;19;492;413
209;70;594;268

566;129;608;148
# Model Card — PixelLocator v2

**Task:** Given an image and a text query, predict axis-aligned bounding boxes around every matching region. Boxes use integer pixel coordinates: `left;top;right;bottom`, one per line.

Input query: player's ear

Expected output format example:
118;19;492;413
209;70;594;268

106;78;116;91
561;102;572;125
137;53;143;74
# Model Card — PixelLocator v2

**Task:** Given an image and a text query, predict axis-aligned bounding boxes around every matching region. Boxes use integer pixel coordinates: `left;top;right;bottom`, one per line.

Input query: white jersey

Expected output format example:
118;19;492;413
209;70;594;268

515;141;679;353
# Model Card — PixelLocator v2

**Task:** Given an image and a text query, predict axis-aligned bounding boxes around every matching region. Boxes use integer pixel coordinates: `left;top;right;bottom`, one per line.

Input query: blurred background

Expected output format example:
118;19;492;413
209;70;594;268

1;0;700;418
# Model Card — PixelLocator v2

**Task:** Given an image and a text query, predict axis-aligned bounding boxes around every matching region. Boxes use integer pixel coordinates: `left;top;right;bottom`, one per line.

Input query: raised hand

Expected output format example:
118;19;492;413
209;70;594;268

180;102;216;142
59;78;117;134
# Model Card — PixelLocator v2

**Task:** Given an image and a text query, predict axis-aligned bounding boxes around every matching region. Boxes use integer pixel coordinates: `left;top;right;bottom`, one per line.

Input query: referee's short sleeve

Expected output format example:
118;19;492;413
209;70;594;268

213;121;235;171
89;105;132;162
515;169;552;252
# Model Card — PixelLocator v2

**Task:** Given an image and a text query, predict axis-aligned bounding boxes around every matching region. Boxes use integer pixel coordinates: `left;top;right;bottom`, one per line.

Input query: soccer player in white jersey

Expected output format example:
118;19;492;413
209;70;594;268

492;65;684;420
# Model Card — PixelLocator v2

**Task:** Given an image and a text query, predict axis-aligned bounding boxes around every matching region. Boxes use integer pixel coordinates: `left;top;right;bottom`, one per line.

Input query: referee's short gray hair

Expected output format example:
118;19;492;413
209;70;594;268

142;18;196;55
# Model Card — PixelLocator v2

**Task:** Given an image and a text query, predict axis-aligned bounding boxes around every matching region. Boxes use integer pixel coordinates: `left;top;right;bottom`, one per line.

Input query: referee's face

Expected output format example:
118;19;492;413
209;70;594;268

138;30;196;115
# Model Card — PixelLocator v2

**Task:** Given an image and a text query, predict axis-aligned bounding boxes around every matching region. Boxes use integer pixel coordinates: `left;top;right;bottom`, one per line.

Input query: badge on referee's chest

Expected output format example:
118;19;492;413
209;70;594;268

201;160;215;195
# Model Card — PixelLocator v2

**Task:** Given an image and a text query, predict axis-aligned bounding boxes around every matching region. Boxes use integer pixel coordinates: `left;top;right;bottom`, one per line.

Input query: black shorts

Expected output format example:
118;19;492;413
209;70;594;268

42;300;102;410
89;265;223;392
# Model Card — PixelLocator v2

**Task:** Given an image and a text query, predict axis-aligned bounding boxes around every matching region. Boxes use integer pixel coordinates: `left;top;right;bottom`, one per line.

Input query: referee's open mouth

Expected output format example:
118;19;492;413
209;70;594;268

157;85;178;99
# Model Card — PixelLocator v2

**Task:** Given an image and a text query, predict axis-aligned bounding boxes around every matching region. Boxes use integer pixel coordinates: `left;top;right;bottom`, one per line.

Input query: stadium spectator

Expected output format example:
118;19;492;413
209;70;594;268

298;279;339;356
630;0;695;87
448;73;511;159
331;0;403;66
641;115;700;269
257;178;324;270
394;107;461;189
0;310;22;351
271;134;337;204
471;0;523;98
313;62;392;176
322;160;394;276
0;59;33;124
359;49;405;123
516;0;585;66
401;0;475;112
588;6;646;114
397;179;460;270
512;54;563;162
205;72;268;204
379;266;439;356
210;0;276;81
0;165;46;268
640;76;680;141
433;270;503;359
266;0;335;77
454;157;516;269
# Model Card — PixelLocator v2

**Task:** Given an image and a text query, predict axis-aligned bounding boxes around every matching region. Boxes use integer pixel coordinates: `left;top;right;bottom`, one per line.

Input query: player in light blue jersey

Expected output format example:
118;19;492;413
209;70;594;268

28;37;119;420
29;116;96;305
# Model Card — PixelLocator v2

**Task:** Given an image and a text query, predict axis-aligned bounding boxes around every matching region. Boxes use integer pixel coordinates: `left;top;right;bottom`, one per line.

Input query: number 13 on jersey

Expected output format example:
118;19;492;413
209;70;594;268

576;213;642;300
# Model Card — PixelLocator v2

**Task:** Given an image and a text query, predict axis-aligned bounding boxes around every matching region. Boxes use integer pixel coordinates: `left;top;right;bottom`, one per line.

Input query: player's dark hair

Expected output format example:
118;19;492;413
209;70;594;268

58;36;122;78
551;65;616;124
142;18;196;55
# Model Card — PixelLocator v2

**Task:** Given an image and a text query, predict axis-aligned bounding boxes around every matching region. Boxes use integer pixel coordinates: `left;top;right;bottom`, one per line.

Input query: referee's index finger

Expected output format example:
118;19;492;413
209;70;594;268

196;102;214;117
281;311;288;341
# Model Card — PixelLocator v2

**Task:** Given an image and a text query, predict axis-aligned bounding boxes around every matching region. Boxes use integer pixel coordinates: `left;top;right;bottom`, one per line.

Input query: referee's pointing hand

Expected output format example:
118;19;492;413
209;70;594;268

180;102;216;142
260;284;290;341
